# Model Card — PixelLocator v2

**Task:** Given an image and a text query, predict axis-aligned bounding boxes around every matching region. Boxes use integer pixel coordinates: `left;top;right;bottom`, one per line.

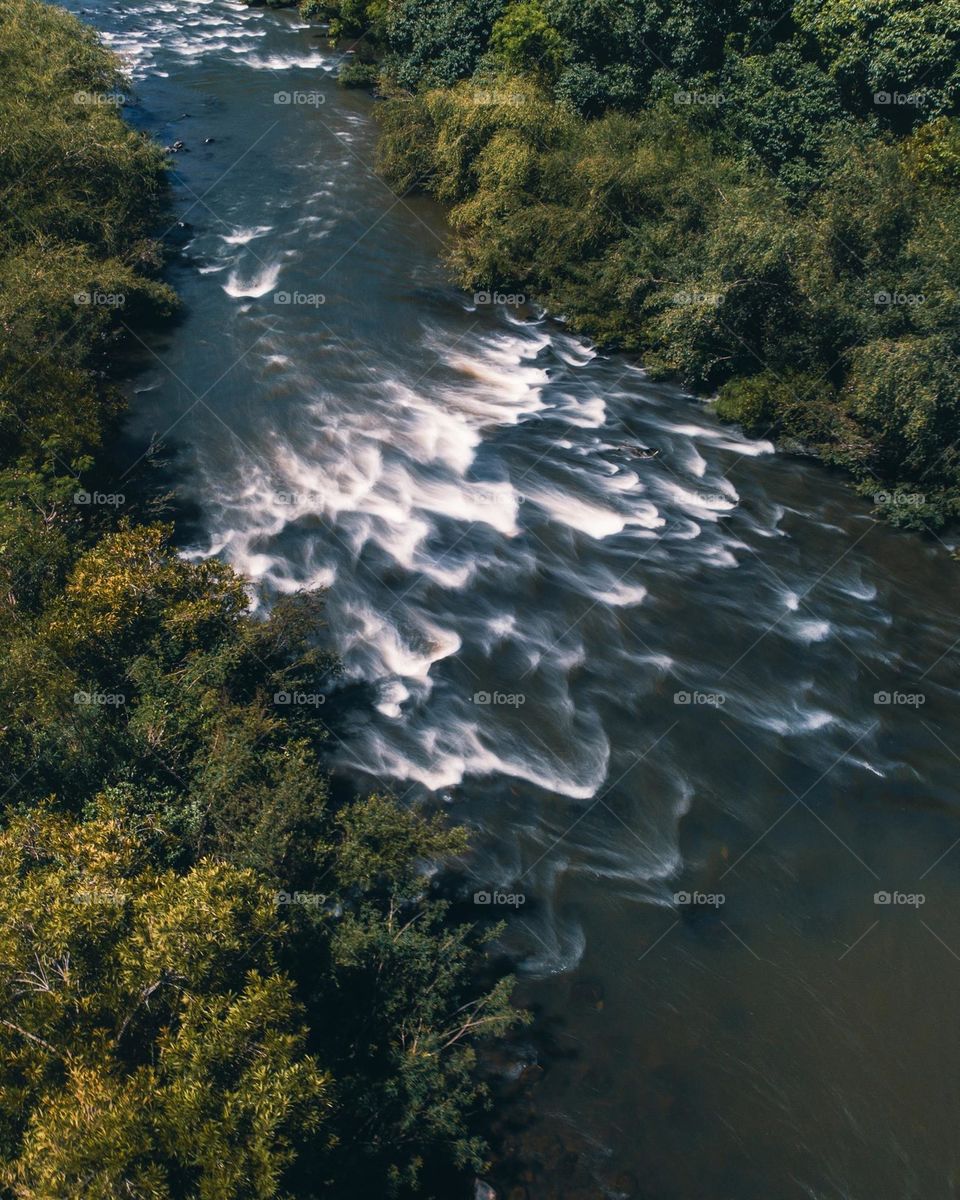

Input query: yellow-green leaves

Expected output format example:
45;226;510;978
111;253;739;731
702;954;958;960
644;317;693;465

46;524;250;659
0;806;330;1200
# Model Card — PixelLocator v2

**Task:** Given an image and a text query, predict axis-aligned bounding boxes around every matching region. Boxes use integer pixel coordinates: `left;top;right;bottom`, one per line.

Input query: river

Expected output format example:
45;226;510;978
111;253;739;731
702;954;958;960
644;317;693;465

66;3;960;1196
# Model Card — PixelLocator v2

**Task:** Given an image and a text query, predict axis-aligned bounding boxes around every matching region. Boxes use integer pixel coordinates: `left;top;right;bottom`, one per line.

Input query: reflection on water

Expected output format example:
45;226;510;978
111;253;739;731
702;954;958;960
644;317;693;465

69;1;960;1195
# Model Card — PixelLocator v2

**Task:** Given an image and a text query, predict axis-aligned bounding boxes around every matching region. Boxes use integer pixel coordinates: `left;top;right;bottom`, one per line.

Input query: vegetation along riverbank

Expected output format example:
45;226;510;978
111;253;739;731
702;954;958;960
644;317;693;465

281;0;960;531
0;1;523;1195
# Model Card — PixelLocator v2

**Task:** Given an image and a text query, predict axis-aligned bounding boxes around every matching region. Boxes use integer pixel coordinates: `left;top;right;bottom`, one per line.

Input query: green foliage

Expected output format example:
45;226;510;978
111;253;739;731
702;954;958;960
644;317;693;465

719;41;854;196
843;336;960;479
384;0;508;90
47;523;249;659
794;0;960;121
714;371;841;447
320;901;520;1194
715;373;777;434
488;0;567;77
339;58;382;87
540;0;739;114
0;806;330;1200
0;0;175;473
0;525;522;1194
333;793;469;893
901;115;960;184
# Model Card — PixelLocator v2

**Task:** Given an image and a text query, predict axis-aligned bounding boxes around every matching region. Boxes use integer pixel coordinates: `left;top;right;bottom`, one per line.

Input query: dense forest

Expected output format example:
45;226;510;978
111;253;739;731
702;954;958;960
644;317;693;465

0;1;522;1195
293;0;960;529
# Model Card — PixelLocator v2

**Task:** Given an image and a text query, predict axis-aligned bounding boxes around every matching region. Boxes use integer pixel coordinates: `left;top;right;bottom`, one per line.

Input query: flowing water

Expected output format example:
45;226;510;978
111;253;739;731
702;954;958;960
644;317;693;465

65;3;960;1196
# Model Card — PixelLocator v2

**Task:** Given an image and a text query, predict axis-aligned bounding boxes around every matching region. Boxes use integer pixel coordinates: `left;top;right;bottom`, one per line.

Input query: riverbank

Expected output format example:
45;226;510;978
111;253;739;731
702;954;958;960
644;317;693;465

0;2;521;1195
284;0;960;533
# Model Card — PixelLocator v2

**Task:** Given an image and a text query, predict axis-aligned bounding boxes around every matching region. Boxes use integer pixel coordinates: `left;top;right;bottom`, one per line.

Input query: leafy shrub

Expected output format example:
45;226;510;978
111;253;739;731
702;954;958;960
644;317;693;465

794;0;960;123
488;0;567;77
719;41;855;195
339;58;382;86
385;0;508;90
